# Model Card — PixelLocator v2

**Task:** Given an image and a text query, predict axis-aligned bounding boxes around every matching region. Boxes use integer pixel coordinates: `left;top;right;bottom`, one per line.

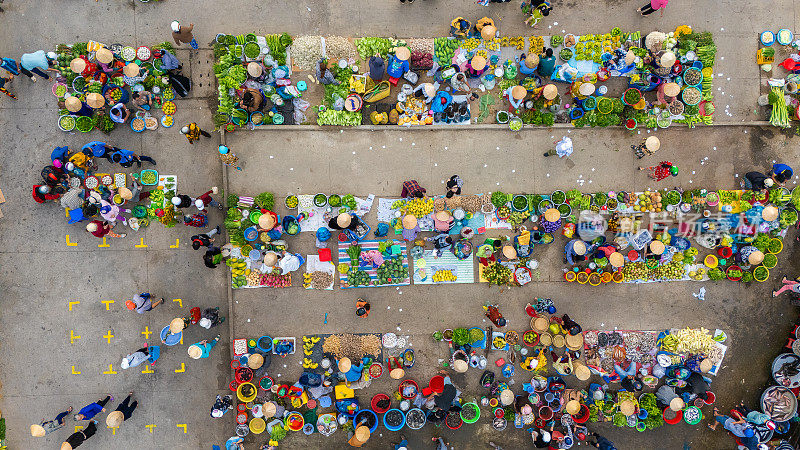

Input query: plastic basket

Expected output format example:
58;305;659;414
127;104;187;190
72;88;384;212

460;402;481;424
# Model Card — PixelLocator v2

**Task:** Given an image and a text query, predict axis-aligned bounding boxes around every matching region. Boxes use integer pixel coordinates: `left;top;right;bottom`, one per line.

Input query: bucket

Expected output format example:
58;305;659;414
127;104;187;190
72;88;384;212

370;393;391;413
538;405;553;420
430;375;445;393
460;402;481;424
257;335;273;352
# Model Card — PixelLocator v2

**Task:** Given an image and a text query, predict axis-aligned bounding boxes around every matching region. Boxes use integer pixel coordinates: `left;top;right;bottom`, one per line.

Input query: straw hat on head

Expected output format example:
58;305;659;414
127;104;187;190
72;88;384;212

106;410;124;428
544;208;560;222
579;83;595;96
258;213;276;230
86;93;106;109
61;443;73;450
453;359;468;373
543;84;558;100
169;317;184;334
566;333;583;351
187;344;203;359
336;213;352;228
70;57;87;73
471;55;487;71
247;62;262;78
248;353;264;369
669;397;685;412
481;25;497;41
762;205;779;222
118;187;133;200
645;136;661;152
525;53;539;69
533;317;549;333
395;47;410;61
402;215;417;230
663;82;680;97
609;252;625;268
748;250;765;265
500;389;514;406
338;357;351;373
96;48;113;64
573;240;587;256
435;211;450;222
30;424;46;437
66;96;83;112
355;425;371;442
700;358;713;373
503;245;517;260
565;400;581;415
624;50;636;65
264;252;278;266
619;400;635;416
390;367;406;379
423;83;436;98
123;63;140;78
511;85;526;100
660;51;676;68
574;362;591;381
649;240;665;255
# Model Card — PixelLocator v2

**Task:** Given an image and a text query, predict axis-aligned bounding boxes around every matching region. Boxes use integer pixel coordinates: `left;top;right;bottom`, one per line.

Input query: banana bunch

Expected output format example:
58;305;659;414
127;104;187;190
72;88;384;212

302;272;312;289
226;258;248;278
302;336;320;355
303;358;318;369
660;334;678;352
432;269;457;283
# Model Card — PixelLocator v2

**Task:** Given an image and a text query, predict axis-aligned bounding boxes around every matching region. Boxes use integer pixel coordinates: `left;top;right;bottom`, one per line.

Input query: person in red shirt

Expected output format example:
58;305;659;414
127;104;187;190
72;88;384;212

639;161;678;181
32;185;62;203
86;220;126;238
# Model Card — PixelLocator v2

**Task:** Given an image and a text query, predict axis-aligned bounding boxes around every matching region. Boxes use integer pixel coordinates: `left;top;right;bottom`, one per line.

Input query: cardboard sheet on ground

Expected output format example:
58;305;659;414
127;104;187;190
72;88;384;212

413;249;475;285
338;239;410;289
305;255;335;290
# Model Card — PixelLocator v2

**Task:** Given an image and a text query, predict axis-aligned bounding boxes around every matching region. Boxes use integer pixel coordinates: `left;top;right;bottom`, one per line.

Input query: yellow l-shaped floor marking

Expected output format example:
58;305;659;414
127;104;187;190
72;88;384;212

98;237;110;248
170;238;180;248
175;363;186;373
172;298;182;308
176;424;187;433
102;364;117;375
135;237;148;248
71;366;81;375
66;235;78;247
68;301;80;311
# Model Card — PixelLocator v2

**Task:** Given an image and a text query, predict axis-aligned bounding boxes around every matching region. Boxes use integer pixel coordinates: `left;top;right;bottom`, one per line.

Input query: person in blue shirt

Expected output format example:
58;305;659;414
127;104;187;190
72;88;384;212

770;163;794;185
564;239;587;265
386;47;410;85
110;149;156;168
81;141;115;160
518;53;539;76
0;57;19;75
74;395;112;420
19;50;58;81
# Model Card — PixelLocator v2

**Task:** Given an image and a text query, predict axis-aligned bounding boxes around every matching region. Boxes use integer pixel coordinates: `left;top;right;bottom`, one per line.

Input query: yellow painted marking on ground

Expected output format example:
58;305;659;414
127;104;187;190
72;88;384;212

103;330;114;343
179;336;183;345
177;424;187;433
172;298;182;308
72;366;81;375
66;209;70;219
175;363;185;373
66;235;78;246
98;237;110;248
141;365;154;374
70;330;81;344
108;426;118;435
170;238;180;248
142;326;152;339
102;299;115;310
74;425;84;432
102;364;117;375
146;424;156;433
135;237;148;248
68;301;80;311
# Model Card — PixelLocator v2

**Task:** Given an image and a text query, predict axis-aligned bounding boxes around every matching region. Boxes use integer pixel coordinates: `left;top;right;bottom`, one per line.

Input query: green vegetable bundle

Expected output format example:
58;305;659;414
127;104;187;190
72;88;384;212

346;244;362;264
769;87;790;128
484;263;512;286
93;112;115;134
356;37;392;60
491;191;509;209
452;328;470;345
317;110;362;127
254;192;275;210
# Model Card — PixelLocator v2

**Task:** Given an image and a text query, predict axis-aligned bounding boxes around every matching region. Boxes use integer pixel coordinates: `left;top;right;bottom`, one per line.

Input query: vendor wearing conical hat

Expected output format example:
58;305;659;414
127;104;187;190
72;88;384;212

328;212;358;231
466;54;487;78
348;425;371;447
505;84;527;109
61;419;98;449
532;83;559;107
475;17;495;33
401;214;420;242
564;239;587;265
64;95;94;117
519;52;539;76
386;47;410;86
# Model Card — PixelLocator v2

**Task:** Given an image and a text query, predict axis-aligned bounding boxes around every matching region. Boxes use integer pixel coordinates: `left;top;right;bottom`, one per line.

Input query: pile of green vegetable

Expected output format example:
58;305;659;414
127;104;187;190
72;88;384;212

376;258;407;285
356;37;392;60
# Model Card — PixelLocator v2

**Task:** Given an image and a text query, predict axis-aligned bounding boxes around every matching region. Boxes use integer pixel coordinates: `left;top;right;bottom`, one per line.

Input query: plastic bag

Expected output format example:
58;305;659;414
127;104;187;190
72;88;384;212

293;97;310;111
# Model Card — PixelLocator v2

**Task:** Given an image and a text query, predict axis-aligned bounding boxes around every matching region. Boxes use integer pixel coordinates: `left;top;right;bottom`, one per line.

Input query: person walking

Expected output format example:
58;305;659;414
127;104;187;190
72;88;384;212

61;419;98;449
708;407;756;439
544;136;573;158
774;276;800;297
126;292;164;313
105;393;137;428
181;122;212;144
356;298;370;318
19;50;58;81
121;346;153;369
198;307;225;329
587;431;617;449
86;220;126;238
445;175;463;198
188;335;221;360
638;0;668;15
30;406;73;437
74;396;112;420
183;212;209;228
192;226;221;250
0;73;16;99
110;149;156;168
218;145;243;171
639;161;678;181
171;21;198;49
194;187;221;211
741;171;774;191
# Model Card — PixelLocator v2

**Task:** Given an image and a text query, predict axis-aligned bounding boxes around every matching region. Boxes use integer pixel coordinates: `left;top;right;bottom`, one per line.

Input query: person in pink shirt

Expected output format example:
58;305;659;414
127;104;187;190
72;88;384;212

639;0;668;15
